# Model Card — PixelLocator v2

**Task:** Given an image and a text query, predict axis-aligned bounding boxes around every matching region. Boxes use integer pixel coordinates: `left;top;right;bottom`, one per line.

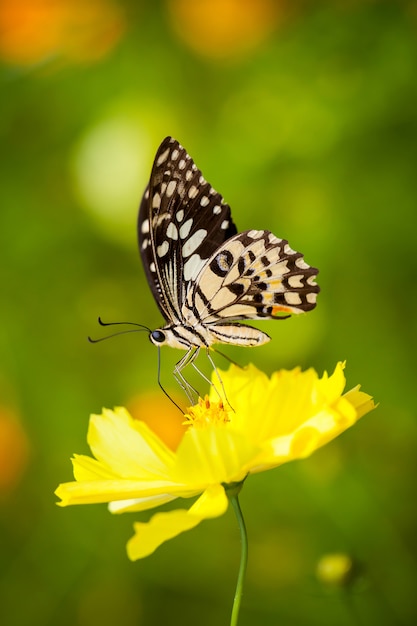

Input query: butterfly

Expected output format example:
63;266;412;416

138;136;320;402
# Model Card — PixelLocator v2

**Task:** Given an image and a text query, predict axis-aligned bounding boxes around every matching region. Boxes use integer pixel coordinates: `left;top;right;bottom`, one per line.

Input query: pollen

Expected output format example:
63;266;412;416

184;396;231;428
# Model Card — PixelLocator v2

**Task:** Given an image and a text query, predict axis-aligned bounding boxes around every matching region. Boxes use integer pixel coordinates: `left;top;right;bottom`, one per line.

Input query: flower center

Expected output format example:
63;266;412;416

184;395;231;428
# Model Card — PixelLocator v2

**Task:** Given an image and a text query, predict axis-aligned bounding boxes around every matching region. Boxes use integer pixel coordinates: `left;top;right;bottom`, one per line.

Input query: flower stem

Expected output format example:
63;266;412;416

229;494;248;626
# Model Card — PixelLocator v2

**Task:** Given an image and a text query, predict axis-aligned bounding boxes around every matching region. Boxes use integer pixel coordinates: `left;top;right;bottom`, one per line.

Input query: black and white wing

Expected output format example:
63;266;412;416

184;229;319;330
138;137;237;323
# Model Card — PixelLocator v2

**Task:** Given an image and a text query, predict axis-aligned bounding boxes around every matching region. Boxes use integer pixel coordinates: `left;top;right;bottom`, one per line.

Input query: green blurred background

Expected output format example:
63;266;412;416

1;1;417;624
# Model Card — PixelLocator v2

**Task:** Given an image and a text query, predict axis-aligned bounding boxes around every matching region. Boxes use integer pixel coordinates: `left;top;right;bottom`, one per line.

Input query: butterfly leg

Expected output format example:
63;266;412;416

173;347;201;405
205;349;234;410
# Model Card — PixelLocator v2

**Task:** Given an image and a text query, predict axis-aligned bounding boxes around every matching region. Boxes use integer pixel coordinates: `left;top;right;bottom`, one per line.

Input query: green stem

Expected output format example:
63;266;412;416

229;494;248;626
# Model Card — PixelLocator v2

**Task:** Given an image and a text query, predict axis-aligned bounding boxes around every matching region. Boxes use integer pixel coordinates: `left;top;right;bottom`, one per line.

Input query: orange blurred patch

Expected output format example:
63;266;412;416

167;0;287;60
127;391;186;452
0;0;126;67
0;406;30;497
272;305;292;316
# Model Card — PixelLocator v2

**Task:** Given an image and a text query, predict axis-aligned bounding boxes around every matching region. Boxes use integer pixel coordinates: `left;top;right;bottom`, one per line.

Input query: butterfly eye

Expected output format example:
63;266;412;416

150;330;166;344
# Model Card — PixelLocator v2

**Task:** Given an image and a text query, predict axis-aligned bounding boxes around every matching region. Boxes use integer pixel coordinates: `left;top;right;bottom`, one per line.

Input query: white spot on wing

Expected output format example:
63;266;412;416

307;293;317;303
166;222;178;240
247;230;260;239
213;205;221;215
179;159;186;170
150;262;156;273
221;220;229;230
183;254;205;281
284;292;302;305
200;195;210;207
188;185;198;199
268;233;281;244
296;257;309;269
141;219;150;234
179;218;193;239
152;193;161;209
171;149;179;160
284;243;295;255
166;180;177;197
182;229;207;257
157;240;169;257
287;275;304;288
156;148;169;166
176;209;184;222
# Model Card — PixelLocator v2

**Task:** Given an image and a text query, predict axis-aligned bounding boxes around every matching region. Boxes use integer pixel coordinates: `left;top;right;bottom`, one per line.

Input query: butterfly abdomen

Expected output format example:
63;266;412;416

150;319;270;350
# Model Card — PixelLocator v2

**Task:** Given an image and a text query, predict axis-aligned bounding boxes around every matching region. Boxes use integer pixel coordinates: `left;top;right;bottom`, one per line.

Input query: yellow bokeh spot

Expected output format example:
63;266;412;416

316;553;356;587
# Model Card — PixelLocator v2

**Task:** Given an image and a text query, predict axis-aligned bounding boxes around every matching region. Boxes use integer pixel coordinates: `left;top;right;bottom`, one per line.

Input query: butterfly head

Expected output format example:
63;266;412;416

149;329;167;345
149;320;214;351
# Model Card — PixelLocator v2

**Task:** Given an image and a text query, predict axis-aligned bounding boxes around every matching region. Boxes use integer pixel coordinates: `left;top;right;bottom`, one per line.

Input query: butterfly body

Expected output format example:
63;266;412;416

139;137;320;398
149;319;270;351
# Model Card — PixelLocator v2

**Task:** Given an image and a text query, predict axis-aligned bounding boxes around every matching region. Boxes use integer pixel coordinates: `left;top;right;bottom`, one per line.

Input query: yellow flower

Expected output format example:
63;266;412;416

55;362;375;560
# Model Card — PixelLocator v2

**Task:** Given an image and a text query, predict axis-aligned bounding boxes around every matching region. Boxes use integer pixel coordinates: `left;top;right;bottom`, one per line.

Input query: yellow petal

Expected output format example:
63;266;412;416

72;453;119;481
55;477;197;507
210;364;271;432
343;386;377;418
315;361;347;402
174;425;258;485
126;485;228;560
247;384;376;472
87;407;176;480
108;494;177;514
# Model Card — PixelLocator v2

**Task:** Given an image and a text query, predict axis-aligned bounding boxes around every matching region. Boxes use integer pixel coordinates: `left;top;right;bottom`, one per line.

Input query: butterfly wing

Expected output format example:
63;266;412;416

138;137;237;323
184;229;319;326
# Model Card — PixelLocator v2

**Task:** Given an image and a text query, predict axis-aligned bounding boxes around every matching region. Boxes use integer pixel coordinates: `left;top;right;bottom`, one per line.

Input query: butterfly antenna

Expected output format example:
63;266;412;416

88;317;151;343
97;316;151;331
156;346;185;414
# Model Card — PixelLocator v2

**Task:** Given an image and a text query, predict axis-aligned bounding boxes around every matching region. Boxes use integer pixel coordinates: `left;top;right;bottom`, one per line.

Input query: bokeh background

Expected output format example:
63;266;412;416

1;1;417;625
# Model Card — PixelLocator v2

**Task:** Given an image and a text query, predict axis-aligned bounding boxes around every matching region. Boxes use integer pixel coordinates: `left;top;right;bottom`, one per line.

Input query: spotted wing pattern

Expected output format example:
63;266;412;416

138;136;319;345
185;229;319;324
138;137;237;323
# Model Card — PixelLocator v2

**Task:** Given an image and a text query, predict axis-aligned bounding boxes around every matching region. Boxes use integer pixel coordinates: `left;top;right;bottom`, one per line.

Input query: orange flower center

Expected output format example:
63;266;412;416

184;396;231;428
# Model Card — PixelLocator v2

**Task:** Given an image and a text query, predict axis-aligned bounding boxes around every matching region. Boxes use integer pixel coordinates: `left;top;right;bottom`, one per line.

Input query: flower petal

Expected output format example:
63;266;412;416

343;386;377;418
109;494;177;514
126;484;228;560
87;407;176;480
72;453;120;481
55;477;198;507
174;425;258;485
247;384;376;472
